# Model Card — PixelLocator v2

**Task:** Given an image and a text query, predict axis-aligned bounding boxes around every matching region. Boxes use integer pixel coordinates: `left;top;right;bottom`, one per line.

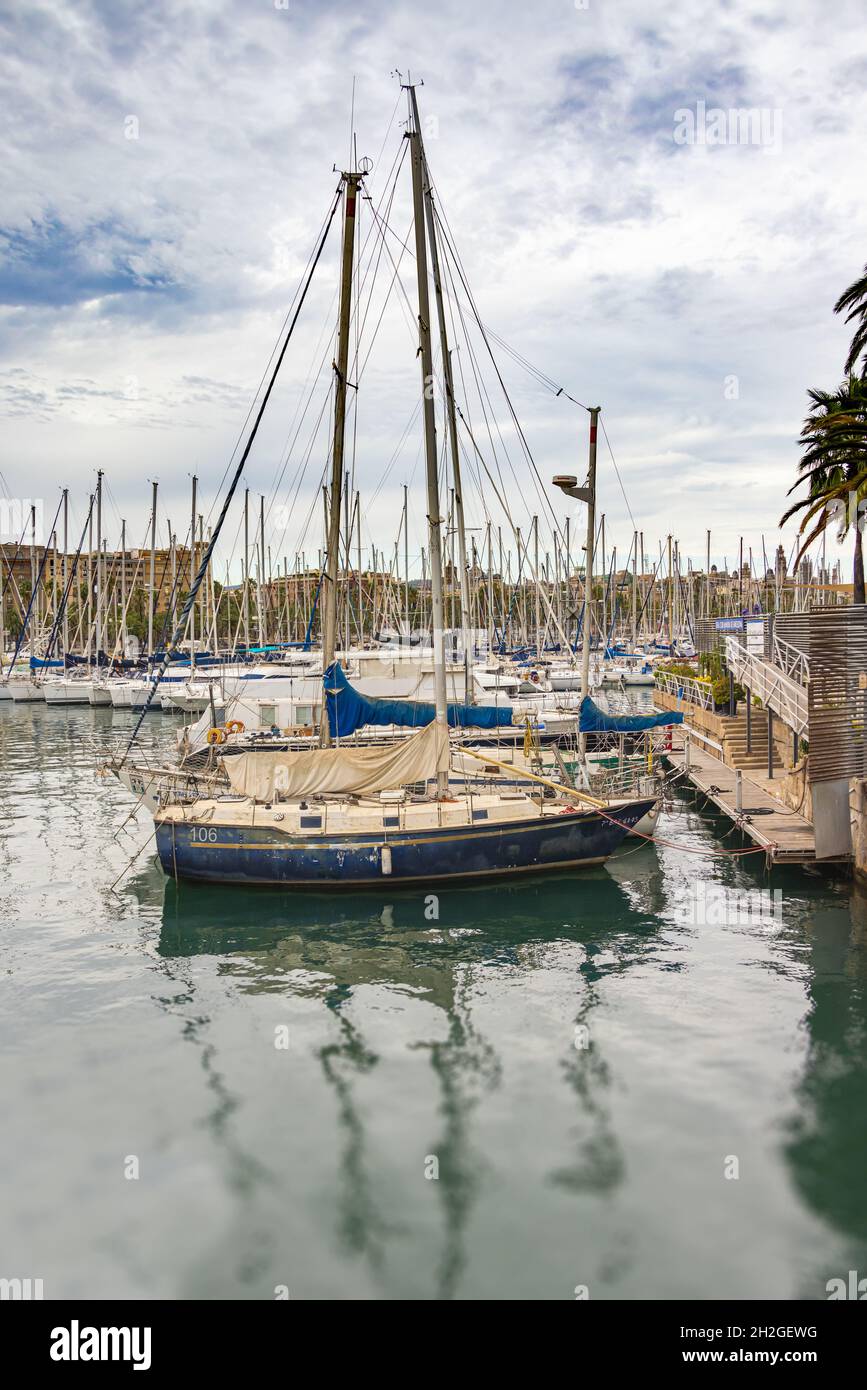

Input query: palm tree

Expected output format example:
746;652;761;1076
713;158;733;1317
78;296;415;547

834;264;867;376
780;378;867;604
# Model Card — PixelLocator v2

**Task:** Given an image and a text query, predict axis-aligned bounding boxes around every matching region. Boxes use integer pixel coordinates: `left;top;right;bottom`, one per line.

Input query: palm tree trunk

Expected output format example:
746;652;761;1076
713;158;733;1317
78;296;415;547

855;523;865;605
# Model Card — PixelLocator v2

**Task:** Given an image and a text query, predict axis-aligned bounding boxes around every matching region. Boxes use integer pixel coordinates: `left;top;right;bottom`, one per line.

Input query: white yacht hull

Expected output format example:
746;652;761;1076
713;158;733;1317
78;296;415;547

6;679;44;702
44;679;93;705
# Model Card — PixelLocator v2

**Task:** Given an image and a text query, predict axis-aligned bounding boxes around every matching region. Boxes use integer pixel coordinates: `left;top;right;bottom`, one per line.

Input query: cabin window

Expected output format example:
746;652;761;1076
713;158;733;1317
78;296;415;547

300;815;322;829
260;703;277;726
383;815;400;828
472;808;489;821
295;704;312;725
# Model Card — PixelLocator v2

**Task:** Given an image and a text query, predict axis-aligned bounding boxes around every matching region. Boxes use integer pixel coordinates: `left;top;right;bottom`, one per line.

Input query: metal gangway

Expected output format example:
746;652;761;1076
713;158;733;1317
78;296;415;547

724;634;809;738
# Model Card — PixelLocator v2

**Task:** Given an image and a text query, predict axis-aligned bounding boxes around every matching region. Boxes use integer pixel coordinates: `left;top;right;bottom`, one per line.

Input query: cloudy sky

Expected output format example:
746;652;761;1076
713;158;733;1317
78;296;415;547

1;0;866;582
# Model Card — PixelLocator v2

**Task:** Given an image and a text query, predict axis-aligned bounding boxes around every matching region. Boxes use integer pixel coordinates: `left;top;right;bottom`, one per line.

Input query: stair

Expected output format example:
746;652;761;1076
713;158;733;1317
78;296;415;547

715;706;795;774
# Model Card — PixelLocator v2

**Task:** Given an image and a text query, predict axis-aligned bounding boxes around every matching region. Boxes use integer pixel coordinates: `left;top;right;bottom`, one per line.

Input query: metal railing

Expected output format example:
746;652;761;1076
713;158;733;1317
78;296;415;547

724;636;809;737
771;633;810;687
684;725;726;762
654;669;716;710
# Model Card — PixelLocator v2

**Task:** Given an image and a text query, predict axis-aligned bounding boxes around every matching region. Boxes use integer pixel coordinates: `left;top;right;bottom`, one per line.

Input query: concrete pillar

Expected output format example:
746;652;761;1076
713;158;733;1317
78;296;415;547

854;780;867;883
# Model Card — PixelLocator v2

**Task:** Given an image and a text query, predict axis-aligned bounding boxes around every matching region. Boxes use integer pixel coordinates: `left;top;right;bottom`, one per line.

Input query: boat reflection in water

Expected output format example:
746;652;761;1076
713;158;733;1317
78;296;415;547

148;854;662;1300
121;829;867;1300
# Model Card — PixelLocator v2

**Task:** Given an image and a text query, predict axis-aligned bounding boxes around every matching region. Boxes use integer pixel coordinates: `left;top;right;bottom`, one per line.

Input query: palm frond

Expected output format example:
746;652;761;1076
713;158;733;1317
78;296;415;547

834;265;867;375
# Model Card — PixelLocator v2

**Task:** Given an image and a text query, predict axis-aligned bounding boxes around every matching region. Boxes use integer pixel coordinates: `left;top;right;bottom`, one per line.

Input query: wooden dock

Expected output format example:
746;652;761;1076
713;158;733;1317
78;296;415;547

666;737;846;866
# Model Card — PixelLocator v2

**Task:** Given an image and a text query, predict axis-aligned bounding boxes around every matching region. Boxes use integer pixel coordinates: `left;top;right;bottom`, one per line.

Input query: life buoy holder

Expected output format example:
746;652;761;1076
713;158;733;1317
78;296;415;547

207;727;226;745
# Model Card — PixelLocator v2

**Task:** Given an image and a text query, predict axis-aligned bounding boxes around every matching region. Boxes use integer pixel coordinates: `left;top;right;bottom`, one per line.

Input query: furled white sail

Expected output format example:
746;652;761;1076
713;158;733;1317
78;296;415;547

222;720;449;801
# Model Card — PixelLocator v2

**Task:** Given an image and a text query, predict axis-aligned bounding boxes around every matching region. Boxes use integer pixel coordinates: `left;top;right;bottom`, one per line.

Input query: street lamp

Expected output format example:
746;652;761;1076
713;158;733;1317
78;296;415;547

552;475;592;504
551;408;600;753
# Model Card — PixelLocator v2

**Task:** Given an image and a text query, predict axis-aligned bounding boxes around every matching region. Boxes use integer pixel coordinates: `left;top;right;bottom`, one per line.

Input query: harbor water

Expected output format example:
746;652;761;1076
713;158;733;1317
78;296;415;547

2;699;866;1300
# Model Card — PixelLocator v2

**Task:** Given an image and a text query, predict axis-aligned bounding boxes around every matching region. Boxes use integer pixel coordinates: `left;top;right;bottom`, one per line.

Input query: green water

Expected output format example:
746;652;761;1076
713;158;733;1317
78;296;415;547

2;699;866;1300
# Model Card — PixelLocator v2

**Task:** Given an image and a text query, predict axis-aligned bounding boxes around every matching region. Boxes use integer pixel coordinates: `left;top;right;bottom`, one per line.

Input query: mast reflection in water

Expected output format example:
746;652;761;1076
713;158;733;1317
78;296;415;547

2;702;867;1299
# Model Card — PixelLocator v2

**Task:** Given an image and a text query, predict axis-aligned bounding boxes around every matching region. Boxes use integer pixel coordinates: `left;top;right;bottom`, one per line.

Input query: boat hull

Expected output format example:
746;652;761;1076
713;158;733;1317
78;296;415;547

154;798;655;887
5;679;44;702
43;680;93;704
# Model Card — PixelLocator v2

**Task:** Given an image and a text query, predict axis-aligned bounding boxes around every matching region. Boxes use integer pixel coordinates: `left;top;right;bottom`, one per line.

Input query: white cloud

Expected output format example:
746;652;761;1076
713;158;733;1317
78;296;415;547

1;0;866;580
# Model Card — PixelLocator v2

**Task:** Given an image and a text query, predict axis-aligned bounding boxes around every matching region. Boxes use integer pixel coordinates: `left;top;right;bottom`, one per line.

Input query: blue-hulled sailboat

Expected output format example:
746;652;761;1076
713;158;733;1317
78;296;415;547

150;86;659;887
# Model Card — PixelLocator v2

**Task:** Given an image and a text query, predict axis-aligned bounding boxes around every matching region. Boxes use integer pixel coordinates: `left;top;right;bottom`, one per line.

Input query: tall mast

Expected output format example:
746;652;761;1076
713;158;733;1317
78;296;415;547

120;518;127;659
147;481;157;663
667;534;673;649
199;513;206;650
579;407;600;755
62;488;69;661
51;527;58;638
639;531;644;638
29;504;37;666
320;163;364;745
632;529;638;648
403;483;409;640
407;85;449;791
258;495;266;645
533;515;541;657
409;84;473;698
190;474;197;673
243;489;250;652
344;473;351;652
169;523;176;635
486;521;494;655
95;469;103;666
86;498;93;668
356;490;362;643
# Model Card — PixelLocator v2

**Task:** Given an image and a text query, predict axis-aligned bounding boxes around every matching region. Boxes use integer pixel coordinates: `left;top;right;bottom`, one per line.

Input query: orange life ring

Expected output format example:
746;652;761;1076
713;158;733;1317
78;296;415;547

226;720;245;735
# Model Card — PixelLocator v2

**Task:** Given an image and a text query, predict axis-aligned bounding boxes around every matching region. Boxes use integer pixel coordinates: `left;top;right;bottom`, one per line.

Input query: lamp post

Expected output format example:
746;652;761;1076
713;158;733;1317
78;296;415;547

553;406;600;755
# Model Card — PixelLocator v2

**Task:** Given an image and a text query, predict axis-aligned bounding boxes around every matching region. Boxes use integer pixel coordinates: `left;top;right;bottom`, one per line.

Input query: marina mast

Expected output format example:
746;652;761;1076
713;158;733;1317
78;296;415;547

407;82;449;793
320;163;364;746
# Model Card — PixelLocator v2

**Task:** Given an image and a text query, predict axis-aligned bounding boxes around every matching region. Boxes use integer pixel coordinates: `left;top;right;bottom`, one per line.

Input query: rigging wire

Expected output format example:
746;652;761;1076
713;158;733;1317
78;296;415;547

120;183;344;762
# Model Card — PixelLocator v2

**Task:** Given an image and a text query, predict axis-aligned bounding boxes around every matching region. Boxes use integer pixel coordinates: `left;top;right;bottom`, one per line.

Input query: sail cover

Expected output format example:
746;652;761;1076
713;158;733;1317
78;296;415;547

578;696;684;733
325;662;513;738
223;719;449;802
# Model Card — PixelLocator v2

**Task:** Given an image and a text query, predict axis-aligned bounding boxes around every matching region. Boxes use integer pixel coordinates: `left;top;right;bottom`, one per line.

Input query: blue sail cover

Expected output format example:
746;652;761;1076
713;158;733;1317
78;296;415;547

579;695;684;733
325;662;514;738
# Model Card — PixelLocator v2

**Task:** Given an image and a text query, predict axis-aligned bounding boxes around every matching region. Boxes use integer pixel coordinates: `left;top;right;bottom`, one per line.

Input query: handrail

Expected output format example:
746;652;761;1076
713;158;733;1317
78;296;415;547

724;637;808;737
772;633;810;686
654;669;715;710
685;725;725;757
